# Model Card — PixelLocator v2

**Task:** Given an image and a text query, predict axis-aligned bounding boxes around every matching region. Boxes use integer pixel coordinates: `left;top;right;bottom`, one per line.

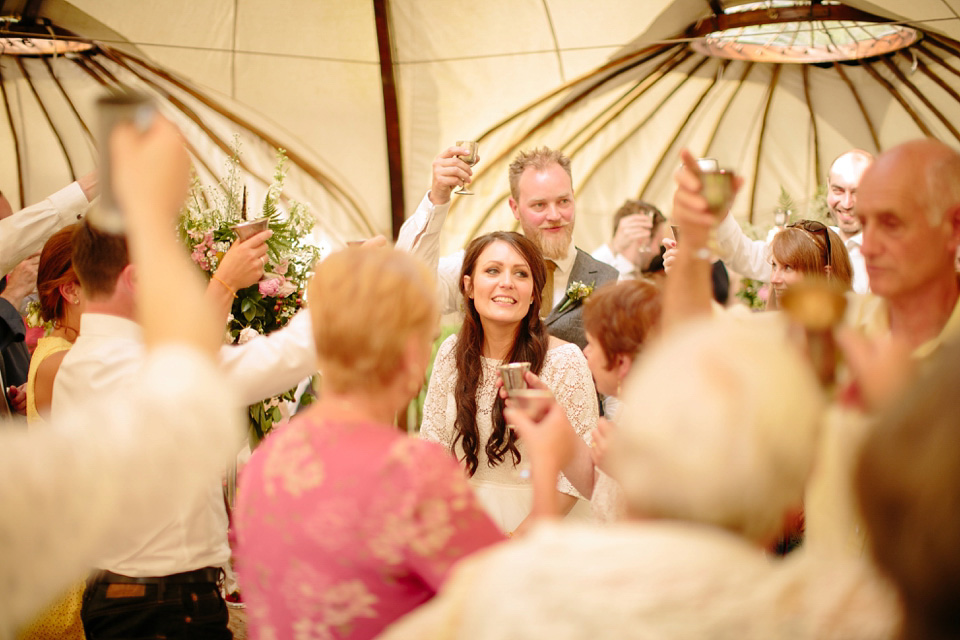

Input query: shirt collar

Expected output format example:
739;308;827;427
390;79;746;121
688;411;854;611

550;245;578;275
78;313;143;341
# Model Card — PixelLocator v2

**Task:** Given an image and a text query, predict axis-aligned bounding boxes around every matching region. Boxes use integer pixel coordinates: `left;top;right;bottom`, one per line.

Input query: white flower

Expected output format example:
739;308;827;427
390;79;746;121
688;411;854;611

237;327;261;345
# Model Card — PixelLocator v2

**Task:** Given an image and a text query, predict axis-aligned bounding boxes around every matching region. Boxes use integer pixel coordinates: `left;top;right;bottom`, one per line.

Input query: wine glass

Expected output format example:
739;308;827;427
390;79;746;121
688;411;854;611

453;140;479;195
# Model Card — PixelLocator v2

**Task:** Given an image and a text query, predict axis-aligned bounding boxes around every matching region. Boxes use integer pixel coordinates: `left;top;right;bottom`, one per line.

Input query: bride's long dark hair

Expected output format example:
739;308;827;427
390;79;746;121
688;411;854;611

453;231;549;476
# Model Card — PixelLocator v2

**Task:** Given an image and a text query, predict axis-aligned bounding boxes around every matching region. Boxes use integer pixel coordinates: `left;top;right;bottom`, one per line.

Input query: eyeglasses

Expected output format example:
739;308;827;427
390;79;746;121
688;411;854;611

787;220;832;276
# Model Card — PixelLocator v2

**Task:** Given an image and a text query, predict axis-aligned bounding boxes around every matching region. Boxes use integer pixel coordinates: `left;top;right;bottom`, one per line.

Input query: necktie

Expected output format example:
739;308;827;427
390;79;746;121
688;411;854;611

541;260;557;318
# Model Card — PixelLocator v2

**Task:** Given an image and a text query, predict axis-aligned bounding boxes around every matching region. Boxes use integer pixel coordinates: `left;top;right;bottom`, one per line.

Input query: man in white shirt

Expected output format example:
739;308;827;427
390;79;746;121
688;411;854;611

713;150;873;294
397;145;618;350
0;173;97;278
2;117;244;636
52;219;260;639
591;199;660;280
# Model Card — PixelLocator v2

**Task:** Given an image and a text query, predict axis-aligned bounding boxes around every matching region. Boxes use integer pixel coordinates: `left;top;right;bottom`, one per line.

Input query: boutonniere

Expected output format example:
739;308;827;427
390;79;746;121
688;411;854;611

556;280;595;314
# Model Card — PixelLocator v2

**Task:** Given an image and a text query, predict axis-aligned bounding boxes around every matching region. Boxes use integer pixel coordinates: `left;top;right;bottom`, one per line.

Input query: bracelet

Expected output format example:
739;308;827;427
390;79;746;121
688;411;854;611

211;274;237;298
693;247;711;261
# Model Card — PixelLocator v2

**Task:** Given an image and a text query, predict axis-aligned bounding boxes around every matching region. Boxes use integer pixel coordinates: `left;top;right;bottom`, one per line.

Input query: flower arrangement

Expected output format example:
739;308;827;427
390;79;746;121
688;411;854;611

557;280;595;314
178;141;321;444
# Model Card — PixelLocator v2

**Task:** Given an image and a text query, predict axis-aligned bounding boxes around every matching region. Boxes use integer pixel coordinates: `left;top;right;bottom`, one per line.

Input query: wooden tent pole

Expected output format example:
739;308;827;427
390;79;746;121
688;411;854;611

860;60;934;138
373;0;405;240
881;56;960;144
801;64;822;184
833;63;881;151
749;64;782;224
0;63;24;206
15;57;76;180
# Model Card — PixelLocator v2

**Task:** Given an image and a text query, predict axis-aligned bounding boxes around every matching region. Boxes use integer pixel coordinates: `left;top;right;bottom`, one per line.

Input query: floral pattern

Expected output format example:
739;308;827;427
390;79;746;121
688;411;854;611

235;412;503;639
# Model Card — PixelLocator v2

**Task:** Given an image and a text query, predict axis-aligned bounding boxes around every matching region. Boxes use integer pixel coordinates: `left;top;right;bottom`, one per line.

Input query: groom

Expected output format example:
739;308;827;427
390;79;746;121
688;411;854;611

398;145;618;350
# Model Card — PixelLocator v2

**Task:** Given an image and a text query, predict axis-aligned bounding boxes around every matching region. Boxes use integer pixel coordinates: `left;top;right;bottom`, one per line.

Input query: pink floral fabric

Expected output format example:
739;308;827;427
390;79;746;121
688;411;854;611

235;413;504;639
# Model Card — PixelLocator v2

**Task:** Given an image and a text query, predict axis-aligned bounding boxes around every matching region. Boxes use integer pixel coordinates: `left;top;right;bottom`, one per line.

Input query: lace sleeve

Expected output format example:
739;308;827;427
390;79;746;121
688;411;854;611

419;334;458;451
543;344;599;498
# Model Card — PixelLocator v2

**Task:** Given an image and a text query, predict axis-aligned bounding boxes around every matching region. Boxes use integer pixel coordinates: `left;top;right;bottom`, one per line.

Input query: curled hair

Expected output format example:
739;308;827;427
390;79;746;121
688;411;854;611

582;280;662;368
37;225;80;324
309;247;437;393
454;231;549;476
71;221;129;299
508;147;572;202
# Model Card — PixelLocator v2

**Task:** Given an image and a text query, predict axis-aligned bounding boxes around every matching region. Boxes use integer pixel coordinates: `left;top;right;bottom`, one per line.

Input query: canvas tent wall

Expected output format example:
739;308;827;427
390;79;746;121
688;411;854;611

2;0;960;256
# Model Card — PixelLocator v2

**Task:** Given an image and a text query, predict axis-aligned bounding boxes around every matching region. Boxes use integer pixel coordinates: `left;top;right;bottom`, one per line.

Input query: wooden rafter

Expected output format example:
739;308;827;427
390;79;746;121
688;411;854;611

638;58;731;199
881;56;960;144
801;64;821;183
15;57;75;180
749;63;782;224
833;63;881;151
860;58;934;138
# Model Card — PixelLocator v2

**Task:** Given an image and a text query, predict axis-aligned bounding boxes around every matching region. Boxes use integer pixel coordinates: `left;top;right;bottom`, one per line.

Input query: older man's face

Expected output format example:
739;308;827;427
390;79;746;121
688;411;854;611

858;149;957;301
509;163;575;261
827;159;870;237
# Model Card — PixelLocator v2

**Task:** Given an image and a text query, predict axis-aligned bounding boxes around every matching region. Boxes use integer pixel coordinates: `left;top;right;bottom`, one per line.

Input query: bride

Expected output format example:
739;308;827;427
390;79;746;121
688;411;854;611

421;231;597;535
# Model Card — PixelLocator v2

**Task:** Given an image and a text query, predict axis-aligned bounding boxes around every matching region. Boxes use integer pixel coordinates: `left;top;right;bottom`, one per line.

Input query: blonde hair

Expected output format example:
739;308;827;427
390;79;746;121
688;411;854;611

308;247;437;393
610;319;825;543
508;147;572;201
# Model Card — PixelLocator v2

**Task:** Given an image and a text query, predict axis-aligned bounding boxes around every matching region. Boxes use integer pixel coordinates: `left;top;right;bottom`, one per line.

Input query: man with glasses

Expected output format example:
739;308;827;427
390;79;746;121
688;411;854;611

711;150;873;294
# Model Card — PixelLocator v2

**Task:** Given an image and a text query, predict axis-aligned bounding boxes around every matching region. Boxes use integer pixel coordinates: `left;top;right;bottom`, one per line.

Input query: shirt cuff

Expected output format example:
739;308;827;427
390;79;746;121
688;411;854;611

47;182;91;224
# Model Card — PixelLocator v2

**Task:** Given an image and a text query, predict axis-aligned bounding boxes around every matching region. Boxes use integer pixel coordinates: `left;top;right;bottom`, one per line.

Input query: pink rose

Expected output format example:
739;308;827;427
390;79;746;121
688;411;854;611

259;277;283;297
277;280;298;298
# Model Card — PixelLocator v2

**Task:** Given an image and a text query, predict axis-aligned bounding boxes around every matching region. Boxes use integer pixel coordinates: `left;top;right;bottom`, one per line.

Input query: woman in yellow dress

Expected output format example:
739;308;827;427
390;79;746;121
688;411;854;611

20;224;85;640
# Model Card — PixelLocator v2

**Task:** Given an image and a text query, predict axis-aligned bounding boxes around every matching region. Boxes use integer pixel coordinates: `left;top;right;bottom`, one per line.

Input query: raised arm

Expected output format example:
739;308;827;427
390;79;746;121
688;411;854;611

664;150;739;330
1;117;242;633
395;145;475;315
0;174;96;277
713;210;773;282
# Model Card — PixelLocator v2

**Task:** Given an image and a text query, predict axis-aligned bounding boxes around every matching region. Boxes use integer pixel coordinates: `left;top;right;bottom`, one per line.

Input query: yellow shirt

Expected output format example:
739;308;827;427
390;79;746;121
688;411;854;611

804;291;960;557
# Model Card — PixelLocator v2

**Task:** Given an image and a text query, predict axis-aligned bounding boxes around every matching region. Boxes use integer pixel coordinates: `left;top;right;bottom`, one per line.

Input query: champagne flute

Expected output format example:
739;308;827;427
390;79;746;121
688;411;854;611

453;140;479;196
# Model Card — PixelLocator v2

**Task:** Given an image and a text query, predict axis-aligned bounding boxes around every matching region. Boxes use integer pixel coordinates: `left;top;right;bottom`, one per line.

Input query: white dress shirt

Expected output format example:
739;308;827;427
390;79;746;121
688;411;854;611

4;345;242;634
0;182;91;277
591;243;638;281
713;214;869;294
53;314;232;577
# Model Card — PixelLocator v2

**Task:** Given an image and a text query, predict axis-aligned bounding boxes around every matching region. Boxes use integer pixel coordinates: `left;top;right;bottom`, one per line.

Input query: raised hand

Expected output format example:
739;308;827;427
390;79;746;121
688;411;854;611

429;144;478;206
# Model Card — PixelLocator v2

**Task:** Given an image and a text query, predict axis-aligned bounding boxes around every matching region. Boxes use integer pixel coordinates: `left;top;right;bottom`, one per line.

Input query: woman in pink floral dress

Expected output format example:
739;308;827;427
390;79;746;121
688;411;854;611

234;247;504;640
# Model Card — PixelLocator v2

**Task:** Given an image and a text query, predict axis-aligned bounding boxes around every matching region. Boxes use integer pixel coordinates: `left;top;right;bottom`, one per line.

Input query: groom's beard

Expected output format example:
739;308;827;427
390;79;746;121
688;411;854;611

522;222;573;261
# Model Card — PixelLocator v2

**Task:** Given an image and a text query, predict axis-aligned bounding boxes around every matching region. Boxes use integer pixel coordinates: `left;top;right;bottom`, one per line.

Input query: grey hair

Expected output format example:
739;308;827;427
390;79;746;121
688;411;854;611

609;318;825;543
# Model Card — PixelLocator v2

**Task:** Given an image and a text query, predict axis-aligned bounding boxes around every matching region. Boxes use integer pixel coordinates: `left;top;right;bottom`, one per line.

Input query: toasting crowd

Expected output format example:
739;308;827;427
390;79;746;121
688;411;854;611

3;113;960;640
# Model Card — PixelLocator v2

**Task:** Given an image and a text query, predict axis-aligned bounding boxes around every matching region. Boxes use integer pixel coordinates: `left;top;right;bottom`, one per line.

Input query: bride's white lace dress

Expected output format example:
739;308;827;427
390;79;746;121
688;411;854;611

420;334;598;532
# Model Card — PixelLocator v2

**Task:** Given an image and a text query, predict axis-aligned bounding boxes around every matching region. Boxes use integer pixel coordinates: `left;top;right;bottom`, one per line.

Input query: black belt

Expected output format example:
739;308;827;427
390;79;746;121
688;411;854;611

88;567;222;588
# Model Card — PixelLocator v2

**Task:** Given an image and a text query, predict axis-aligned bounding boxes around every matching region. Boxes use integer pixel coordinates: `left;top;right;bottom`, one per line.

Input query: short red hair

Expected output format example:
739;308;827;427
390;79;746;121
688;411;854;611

582;280;662;368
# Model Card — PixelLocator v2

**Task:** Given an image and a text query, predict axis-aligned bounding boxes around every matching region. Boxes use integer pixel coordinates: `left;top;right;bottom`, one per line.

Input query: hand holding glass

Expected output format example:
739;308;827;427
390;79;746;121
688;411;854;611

453;140;479;196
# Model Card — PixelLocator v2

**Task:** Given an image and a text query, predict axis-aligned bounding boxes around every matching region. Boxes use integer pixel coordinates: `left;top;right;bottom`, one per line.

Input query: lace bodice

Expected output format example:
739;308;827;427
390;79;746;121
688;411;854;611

420;335;598;496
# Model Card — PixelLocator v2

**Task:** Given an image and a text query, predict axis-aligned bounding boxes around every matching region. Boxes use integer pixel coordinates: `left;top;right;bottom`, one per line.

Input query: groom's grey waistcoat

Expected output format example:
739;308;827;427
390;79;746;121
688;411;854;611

544;248;619;351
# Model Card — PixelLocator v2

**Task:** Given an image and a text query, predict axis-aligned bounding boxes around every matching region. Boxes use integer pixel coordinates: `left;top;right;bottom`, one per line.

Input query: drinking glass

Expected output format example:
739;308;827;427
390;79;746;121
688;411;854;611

508;388;554;480
499;362;530;394
453;140;479;195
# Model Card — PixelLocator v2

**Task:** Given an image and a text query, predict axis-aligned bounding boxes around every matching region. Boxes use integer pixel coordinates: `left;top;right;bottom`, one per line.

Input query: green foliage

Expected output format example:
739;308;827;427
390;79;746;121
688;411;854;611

178;141;321;446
